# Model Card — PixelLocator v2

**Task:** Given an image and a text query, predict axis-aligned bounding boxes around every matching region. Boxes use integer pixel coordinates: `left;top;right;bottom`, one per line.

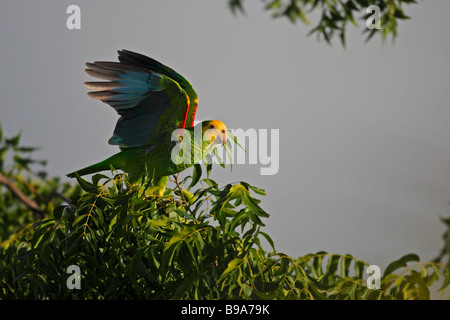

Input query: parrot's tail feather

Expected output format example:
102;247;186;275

67;160;112;178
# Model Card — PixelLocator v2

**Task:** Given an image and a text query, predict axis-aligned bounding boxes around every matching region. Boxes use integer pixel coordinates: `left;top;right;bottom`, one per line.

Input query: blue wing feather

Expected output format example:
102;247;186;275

84;52;191;149
117;50;199;128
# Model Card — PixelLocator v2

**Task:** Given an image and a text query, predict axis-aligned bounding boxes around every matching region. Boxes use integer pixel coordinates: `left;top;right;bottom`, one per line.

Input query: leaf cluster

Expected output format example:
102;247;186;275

0;128;449;299
0;127;80;244
228;0;417;46
434;215;450;266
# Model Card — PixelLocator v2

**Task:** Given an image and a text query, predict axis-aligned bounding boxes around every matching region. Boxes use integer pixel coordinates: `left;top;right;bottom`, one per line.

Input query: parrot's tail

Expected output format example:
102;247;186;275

67;159;114;178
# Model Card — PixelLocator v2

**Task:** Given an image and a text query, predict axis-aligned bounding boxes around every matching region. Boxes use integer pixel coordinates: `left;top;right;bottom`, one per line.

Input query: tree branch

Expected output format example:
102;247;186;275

0;172;45;217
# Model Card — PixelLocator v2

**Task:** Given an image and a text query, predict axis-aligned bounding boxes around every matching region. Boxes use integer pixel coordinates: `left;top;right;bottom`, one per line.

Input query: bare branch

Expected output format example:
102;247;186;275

0;172;45;217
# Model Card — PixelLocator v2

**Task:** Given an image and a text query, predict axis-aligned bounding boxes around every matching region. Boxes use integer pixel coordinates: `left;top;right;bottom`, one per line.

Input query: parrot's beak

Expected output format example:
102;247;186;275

213;130;227;146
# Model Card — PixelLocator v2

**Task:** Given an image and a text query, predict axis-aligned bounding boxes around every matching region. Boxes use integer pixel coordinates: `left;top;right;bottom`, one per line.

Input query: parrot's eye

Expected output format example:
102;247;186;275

222;129;225;133
209;125;215;129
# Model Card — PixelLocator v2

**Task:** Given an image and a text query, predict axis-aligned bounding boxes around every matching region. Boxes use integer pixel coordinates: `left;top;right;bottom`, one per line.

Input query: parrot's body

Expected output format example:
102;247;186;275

68;125;215;183
67;50;227;192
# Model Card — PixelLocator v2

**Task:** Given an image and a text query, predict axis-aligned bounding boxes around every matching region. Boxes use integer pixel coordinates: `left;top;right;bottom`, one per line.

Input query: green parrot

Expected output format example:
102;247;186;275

67;50;228;194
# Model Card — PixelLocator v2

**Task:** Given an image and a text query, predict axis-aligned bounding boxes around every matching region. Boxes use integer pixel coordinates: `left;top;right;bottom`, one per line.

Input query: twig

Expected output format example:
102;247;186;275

0;172;45;217
12;173;71;205
48;191;71;204
173;173;188;205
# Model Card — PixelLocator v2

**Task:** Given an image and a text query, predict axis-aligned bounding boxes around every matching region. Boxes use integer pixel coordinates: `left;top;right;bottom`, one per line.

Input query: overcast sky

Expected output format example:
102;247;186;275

1;0;450;272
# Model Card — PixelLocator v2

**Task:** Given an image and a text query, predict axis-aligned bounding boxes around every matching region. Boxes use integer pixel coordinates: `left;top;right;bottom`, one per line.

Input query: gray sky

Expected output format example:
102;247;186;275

1;0;450;272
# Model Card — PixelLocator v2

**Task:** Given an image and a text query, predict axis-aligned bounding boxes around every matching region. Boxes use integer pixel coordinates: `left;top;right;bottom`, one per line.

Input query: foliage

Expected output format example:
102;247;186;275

0;126;80;244
228;0;418;46
0;129;449;299
434;215;450;266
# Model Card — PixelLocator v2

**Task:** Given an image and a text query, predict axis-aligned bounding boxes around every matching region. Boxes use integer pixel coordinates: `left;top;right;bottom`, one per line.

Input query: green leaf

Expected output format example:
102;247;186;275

248;184;266;196
340;254;353;278
211;183;269;226
52;205;67;220
272;256;290;277
355;259;366;279
204;153;214;178
92;173;111;186
259;231;275;251
394;8;410;19
188;164;202;190
172;272;199;299
227;130;245;152
212;148;225;168
109;213;118;231
181;190;196;204
384;253;420;277
5;132;21;147
229;0;245;16
74;173;98;193
72;214;87;226
224;138;233;171
16;146;41;153
220;258;244;279
439;267;450;292
265;0;281;11
172;208;195;221
326;254;341;279
127;247;147;286
202;178;218;187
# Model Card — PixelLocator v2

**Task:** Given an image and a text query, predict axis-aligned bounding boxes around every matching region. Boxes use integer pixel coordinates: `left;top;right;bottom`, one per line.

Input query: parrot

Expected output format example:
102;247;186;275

67;50;228;195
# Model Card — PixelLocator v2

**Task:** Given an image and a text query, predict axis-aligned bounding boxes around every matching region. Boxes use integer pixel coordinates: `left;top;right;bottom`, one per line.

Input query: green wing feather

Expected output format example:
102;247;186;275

84;50;197;149
117;50;199;128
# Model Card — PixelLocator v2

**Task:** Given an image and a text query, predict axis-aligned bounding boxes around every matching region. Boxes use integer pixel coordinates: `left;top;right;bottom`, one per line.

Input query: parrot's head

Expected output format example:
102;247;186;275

201;120;227;146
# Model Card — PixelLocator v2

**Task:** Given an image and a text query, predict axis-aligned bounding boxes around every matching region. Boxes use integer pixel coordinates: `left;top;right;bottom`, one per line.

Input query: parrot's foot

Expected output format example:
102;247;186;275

158;198;183;207
142;176;168;198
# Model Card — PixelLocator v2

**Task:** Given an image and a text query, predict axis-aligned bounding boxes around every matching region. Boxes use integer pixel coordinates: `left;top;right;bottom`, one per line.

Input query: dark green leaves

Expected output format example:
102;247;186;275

1;126;449;299
228;0;418;46
210;182;269;228
384;253;420;277
434;215;450;267
188;164;202;190
0;127;79;246
229;0;245;16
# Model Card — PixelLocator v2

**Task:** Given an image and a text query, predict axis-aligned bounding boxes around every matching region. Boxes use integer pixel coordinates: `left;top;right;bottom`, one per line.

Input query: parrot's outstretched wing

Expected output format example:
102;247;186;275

84;50;198;148
117;50;198;129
